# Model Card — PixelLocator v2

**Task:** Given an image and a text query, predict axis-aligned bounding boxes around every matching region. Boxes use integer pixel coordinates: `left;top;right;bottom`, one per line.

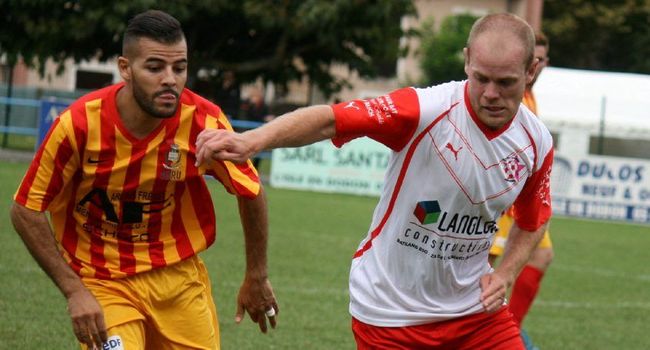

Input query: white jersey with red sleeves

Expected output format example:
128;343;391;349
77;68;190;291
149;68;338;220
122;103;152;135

330;81;554;327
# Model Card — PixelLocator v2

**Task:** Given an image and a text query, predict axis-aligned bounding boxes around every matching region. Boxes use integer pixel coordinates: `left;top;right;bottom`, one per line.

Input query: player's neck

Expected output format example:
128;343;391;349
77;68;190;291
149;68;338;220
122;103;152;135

116;87;165;140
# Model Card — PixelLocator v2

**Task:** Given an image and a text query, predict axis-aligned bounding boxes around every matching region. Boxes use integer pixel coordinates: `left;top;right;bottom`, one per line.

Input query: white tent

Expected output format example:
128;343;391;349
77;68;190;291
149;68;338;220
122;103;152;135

534;67;650;140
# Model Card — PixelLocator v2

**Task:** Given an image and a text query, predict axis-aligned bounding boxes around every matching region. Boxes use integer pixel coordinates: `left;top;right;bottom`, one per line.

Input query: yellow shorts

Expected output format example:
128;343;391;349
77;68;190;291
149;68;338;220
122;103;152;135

81;255;220;350
489;214;552;257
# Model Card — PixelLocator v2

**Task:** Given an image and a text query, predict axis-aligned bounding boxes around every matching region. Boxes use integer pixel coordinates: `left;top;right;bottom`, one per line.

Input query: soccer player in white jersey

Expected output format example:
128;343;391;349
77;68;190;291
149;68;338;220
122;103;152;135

195;13;553;350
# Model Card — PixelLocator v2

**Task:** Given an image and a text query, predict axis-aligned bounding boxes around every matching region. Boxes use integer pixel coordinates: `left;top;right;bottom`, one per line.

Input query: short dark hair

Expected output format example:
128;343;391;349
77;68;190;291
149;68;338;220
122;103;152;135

122;10;185;55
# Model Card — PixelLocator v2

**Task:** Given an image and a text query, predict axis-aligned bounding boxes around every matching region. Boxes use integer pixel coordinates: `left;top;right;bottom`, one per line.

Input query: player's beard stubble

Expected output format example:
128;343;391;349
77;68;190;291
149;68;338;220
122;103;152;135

132;74;180;119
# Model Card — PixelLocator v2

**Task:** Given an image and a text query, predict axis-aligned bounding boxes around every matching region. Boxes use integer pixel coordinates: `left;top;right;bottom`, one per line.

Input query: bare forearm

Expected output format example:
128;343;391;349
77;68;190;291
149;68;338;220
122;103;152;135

245;105;336;153
496;222;547;285
237;187;270;279
10;203;86;298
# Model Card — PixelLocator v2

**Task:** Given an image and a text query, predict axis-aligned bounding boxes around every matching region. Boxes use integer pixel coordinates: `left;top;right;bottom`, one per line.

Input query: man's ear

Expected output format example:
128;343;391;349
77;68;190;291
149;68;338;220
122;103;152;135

526;58;538;85
118;56;131;81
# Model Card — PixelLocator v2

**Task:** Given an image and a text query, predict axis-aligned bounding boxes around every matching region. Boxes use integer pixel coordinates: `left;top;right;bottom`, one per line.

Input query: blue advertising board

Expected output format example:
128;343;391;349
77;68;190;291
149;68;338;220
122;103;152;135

37;99;70;150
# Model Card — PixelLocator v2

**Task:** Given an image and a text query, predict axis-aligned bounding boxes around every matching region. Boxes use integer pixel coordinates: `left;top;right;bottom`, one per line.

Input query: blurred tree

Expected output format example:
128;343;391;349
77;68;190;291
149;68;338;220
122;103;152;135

419;13;478;86
0;0;416;97
544;0;650;74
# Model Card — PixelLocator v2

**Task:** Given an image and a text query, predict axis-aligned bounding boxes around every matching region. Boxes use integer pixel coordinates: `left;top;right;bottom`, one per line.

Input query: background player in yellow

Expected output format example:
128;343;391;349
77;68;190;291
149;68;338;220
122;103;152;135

488;30;553;348
11;10;277;349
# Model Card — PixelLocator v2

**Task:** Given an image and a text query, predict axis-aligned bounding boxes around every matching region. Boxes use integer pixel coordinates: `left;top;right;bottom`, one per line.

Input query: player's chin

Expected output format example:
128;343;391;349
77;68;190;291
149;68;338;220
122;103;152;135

153;104;178;119
481;114;510;130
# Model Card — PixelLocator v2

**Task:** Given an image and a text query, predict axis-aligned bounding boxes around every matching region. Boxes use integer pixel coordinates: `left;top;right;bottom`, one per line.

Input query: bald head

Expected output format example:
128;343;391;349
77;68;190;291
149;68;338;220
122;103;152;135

466;13;535;69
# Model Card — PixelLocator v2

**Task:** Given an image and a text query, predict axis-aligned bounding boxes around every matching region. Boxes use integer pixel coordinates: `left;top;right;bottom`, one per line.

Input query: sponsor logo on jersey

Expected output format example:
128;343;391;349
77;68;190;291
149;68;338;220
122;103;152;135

413;200;441;224
412;200;497;235
343;101;360;110
445;142;463;161
103;335;124;350
436;211;498;235
500;154;525;182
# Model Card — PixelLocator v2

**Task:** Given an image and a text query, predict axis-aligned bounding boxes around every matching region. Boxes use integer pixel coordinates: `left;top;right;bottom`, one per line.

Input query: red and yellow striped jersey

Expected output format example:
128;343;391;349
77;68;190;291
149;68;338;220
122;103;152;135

14;83;260;279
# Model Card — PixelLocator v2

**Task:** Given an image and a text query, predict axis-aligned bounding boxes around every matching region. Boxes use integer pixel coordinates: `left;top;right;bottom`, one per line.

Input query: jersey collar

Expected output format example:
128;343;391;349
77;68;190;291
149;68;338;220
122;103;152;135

463;82;516;141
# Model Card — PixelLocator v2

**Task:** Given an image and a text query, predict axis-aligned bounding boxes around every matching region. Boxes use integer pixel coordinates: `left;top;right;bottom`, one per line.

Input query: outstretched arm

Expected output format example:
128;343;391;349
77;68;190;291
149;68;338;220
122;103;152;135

234;187;278;333
10;203;107;348
479;221;547;312
196;105;335;165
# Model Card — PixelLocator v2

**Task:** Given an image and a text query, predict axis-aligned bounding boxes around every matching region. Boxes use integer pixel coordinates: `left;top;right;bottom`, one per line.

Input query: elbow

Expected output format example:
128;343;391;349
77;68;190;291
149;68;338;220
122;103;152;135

10;202;23;225
10;202;39;230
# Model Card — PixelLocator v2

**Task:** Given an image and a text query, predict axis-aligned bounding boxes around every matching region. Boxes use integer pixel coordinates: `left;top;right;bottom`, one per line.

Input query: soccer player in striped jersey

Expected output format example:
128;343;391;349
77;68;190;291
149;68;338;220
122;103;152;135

196;13;553;350
11;10;277;350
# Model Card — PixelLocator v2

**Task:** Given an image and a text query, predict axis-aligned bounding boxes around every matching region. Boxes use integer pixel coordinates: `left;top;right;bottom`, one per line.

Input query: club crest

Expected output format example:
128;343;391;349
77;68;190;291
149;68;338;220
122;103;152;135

500;154;525;182
163;144;181;170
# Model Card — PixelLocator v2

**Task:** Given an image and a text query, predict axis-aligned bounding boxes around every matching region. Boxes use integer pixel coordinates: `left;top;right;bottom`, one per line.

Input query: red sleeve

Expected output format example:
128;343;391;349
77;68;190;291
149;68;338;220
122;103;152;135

331;87;420;152
513;148;554;231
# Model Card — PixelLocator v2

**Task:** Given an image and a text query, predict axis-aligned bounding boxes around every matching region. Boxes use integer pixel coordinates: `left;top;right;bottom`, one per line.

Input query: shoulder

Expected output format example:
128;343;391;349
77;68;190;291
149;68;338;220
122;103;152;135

518;107;552;141
180;88;223;116
411;80;465;123
415;81;465;108
67;83;121;114
516;107;554;163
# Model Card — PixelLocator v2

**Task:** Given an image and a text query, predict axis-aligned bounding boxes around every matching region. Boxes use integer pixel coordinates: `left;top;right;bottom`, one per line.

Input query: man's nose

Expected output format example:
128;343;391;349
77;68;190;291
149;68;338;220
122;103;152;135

161;66;176;86
483;82;500;99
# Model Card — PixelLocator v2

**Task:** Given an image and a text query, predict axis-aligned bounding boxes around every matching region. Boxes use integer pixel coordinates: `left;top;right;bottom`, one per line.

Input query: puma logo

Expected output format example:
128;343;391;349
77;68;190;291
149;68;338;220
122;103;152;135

445;142;463;160
344;101;360;110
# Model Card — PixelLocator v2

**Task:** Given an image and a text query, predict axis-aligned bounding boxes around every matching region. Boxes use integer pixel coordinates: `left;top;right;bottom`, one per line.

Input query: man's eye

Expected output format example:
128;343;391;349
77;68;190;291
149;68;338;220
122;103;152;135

476;76;488;84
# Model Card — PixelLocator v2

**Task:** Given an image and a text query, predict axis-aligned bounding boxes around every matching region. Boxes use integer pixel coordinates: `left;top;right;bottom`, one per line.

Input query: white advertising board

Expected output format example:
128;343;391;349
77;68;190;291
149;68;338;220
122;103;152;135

270;138;390;196
270;140;650;224
551;153;650;224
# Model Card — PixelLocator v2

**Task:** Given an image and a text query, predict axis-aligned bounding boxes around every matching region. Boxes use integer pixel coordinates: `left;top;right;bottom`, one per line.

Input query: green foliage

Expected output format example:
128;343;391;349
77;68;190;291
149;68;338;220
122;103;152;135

0;0;416;97
544;0;650;74
419;13;478;86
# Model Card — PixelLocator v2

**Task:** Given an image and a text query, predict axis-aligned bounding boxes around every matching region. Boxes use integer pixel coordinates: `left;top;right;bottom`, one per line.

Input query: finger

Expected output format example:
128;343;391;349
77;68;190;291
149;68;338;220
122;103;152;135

267;305;278;329
195;129;209;149
235;301;245;324
96;313;108;344
195;130;217;166
80;328;94;348
257;312;268;334
86;321;101;348
483;293;503;312
72;320;91;347
488;296;504;313
212;150;239;163
195;144;208;167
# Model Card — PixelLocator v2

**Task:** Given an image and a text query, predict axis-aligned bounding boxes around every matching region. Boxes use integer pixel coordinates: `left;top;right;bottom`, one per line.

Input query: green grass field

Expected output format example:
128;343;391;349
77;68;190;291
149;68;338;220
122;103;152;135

1;159;649;349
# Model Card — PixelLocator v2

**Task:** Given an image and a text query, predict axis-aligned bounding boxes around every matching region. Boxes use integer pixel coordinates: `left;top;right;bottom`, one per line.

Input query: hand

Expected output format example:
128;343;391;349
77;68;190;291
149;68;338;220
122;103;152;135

235;276;278;333
479;272;509;313
67;288;107;348
195;129;255;166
